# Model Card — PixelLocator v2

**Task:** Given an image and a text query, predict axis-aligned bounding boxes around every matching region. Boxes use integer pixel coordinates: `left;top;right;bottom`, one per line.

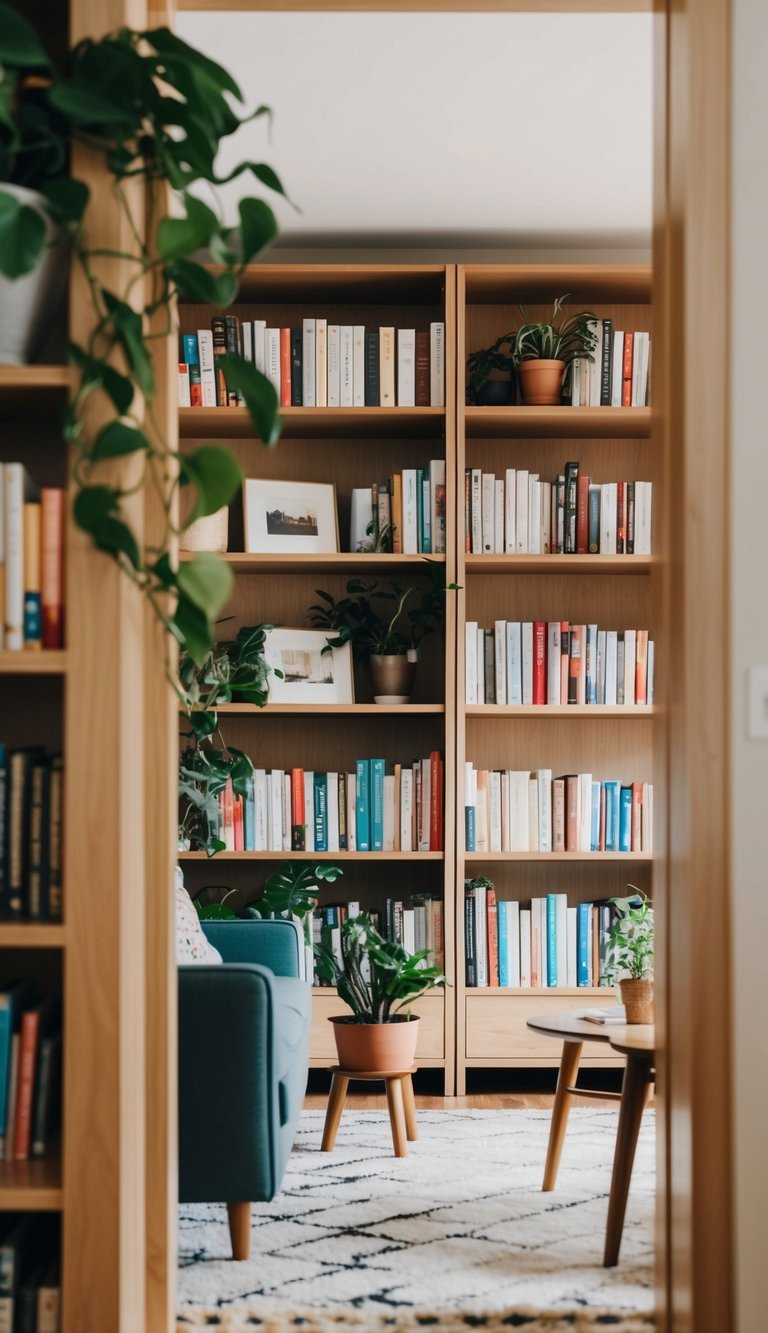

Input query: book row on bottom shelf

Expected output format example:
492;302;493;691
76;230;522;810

0;981;61;1163
465;620;654;707
0;1215;59;1332
464;767;653;854
180;754;445;855
464;880;620;990
0;748;63;922
311;894;445;985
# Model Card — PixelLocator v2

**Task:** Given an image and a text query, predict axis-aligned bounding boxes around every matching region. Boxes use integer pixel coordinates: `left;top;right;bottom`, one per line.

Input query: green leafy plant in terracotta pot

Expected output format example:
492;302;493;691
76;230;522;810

314;913;446;1072
513;294;598;406
603;888;654;1024
466;332;516;406
308;563;455;704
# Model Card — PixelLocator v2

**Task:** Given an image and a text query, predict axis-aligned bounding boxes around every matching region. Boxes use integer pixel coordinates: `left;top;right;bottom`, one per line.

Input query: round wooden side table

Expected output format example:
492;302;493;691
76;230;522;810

321;1065;418;1158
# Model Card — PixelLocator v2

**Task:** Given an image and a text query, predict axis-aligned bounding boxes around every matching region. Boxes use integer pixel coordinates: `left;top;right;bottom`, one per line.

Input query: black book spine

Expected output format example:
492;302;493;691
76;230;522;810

600;318;613;406
564;461;579;554
290;327;303;406
31;1031;61;1158
626;481;636;555
465;887;476;987
224;315;241;404
0;748;8;920
27;760;50;922
365;330;380;406
47;756;63;922
211;315;228;407
385;897;394;942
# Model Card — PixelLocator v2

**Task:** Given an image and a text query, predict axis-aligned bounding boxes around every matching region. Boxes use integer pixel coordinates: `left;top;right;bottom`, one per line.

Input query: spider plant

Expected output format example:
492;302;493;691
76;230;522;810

513;294;598;365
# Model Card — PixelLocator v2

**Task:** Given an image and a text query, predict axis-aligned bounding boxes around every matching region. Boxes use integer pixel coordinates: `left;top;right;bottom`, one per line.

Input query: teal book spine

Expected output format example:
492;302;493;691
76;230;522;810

370;758;385;851
314;772;327;852
465;804;476;852
497;902;510;987
546;894;558;987
577;901;591;986
603;780;621;851
619;785;633;852
244;777;255;851
355;759;370;851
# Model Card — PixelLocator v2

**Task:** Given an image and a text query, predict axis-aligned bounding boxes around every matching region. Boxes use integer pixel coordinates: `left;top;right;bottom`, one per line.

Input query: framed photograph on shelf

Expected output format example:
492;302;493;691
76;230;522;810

243;479;338;553
264;628;355;705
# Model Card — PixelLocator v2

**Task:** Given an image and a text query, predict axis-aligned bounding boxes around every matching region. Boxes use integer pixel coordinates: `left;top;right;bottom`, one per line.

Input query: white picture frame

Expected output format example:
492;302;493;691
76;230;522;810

264;628;355;705
243;478;339;554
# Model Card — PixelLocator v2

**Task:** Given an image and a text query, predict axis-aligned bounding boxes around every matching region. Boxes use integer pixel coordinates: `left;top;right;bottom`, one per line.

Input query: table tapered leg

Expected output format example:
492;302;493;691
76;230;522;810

385;1076;408;1157
542;1040;583;1191
604;1053;654;1267
402;1073;418;1141
321;1073;349;1152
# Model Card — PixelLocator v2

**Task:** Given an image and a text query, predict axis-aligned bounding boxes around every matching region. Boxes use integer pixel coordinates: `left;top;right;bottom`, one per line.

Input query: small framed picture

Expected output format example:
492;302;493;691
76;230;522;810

264;628;355;705
243;479;339;554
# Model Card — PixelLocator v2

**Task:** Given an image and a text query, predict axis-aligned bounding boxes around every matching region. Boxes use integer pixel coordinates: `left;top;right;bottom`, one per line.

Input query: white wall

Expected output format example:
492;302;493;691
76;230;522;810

730;1;768;1327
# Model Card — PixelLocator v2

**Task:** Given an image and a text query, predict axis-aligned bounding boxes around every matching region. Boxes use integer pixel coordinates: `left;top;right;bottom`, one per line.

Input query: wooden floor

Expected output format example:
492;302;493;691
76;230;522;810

304;1091;609;1111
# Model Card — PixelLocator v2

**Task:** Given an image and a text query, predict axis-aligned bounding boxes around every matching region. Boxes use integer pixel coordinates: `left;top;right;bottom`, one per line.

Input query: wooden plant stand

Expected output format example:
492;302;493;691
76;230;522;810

321;1066;419;1158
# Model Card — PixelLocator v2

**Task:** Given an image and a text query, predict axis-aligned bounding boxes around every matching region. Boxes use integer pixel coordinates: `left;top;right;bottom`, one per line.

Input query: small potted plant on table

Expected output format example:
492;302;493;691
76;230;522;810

315;912;446;1072
513;294;598;406
603;889;654;1024
466;331;517;405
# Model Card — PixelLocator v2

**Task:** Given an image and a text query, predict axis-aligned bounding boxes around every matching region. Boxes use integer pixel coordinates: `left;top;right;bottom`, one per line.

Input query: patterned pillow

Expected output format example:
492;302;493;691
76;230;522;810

175;866;223;965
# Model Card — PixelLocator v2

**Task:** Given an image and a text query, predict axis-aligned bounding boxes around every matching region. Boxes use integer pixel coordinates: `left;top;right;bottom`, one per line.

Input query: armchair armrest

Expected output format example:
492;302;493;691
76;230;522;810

202;917;304;976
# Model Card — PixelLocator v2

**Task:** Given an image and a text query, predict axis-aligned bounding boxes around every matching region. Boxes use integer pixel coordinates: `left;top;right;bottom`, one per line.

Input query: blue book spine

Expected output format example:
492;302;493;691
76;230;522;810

244;777;255;851
546;894;558;987
465;804;476;852
182;333;200;367
497;902;510;987
23;592;42;647
416;467;424;551
590;781;601;852
421;477;432;554
355;759;370;851
586;625;598;704
588;485;600;554
314;773;327;852
619;785;633;852
577;902;591;986
370;758;385;851
604;780;620;851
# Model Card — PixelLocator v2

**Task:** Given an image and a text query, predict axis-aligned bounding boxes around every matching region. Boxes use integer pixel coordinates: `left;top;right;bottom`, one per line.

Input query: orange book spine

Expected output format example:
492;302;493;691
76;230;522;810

41;489;64;650
280;327;291;407
13;1009;40;1161
622;332;634;407
486;888;499;987
291;767;305;850
233;795;244;852
576;473;590;554
429;751;442;850
631;781;643;851
635;629;649;704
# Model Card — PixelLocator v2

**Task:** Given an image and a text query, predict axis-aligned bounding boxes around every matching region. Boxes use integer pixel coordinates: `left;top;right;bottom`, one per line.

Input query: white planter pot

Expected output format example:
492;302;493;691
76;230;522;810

0;184;68;365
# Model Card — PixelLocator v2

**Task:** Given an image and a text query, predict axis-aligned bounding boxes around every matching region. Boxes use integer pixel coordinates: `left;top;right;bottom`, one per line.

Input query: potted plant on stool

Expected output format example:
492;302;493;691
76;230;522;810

603;889;654;1024
513;294;598;406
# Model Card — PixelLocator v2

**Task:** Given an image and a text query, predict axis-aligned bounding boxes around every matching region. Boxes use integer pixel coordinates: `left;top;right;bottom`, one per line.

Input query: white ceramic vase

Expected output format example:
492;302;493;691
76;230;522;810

0;184;68;365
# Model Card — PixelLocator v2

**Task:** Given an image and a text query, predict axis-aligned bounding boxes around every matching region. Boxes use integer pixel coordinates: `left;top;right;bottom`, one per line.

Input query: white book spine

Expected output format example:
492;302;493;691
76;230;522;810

611;330;624;406
578;773;592;851
471;469;483;553
269;770;283;852
596;629;607;703
647;640;655;704
516;470;529;553
326;772;340;852
4;464;24;650
402;470;419;554
571;357;581;406
489;771;502;853
494;620;507;706
241;321;252;365
254;770;268;851
605;631;618;705
566;905;577;988
504;469;516;552
465;621;478;705
528;775;539;852
606;482;618;554
430;321;445;406
283;773;292;851
379;326;396;406
537;768;552;853
507;900;521;987
509;771;529;851
303;771;315;853
302;319;316;406
346;773;356;852
556;893;568;986
327;325;341;407
197;329;217;407
419;757;431;852
353;325;365;407
623;628;637;705
528;476;541;554
253;320;267;375
521;622;534;705
265;328;281;398
506;623;522;706
400;769;413;852
541;481;552;553
397;328;416;407
315;318;327;407
519;909;532;987
547;621;561;705
476;628;485;704
474;884;487;987
383;775;395;852
481;474;495;554
339;325;354;407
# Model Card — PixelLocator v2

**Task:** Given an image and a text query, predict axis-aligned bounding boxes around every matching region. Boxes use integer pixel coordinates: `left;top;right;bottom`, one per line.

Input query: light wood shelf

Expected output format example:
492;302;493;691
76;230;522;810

465;406;651;439
0;365;69;394
180;405;446;439
187;703;445;716
0;1148;62;1211
0;923;66;947
179;850;444;862
466;986;609;998
464;554;655;574
466;704;656;718
0;652;68;675
464;852;653;863
179;551;444;574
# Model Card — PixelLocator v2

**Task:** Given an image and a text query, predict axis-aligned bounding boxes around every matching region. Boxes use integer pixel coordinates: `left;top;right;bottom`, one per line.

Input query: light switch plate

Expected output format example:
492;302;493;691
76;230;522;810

747;667;768;739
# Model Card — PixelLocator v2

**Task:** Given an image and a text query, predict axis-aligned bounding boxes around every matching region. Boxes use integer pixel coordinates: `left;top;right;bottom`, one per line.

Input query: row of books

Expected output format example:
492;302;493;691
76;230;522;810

0;747;63;922
204;754;445;855
0;1215;59;1331
350;463;446;555
464;765;654;854
310;894;445;982
178;319;446;409
463;465;653;556
567;322;651;408
465;621;655;707
464;881;619;988
0;982;61;1162
0;469;65;652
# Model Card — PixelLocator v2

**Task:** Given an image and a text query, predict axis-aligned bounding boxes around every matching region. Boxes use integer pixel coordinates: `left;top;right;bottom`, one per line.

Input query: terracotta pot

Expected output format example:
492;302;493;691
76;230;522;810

330;1015;420;1072
620;978;655;1025
370;653;417;704
518;358;566;406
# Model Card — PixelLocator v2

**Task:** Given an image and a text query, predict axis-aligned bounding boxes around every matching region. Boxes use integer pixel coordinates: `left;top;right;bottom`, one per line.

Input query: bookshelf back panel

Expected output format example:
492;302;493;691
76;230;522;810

463;573;654;632
189;267;447;306
460;859;652;905
0;417;68;491
186;712;445;772
464;714;654;780
462;437;650;481
462;267;651;306
0;948;62;994
179;856;446;915
0;679;63;750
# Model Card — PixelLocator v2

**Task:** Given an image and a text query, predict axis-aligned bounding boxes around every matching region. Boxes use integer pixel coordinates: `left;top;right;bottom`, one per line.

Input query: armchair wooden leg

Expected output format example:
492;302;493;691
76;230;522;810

227;1201;251;1261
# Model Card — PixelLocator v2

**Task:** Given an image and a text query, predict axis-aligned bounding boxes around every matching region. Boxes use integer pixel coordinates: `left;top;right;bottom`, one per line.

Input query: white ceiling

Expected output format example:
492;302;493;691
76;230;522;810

176;11;654;249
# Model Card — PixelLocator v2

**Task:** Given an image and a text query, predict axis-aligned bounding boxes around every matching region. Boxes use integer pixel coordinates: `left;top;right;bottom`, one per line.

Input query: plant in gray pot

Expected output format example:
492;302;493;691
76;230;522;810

308;563;455;704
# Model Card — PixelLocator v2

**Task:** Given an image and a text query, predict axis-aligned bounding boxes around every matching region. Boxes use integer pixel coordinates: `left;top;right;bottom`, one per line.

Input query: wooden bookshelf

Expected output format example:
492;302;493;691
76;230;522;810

0;1147;63;1211
0;924;67;948
0;652;68;675
454;262;656;1092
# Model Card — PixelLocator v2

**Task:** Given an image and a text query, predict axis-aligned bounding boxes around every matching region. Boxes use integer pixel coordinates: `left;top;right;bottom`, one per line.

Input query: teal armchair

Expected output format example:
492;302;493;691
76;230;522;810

178;918;311;1259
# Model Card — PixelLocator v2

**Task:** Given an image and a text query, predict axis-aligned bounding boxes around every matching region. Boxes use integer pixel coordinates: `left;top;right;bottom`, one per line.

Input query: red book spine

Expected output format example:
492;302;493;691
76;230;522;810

486;888;499;987
635;629;649;704
631;782;643;851
233;795;244;852
576;473;590;554
568;624;586;704
415;331;430;406
429;751;442;851
622;333;634;407
533;621;547;704
41;488;64;650
616;481;626;554
14;1009;40;1161
279;328;291;407
291;768;305;850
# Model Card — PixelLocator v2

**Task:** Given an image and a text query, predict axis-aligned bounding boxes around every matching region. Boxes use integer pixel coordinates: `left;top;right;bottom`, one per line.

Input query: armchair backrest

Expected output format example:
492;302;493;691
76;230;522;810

201;917;306;977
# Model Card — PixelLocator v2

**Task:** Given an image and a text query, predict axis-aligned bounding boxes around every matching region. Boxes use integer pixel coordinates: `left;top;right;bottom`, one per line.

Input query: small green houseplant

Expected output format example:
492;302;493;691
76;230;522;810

309;564;453;703
466;332;516;406
603;889;654;1024
513;294;598;406
315;912;446;1071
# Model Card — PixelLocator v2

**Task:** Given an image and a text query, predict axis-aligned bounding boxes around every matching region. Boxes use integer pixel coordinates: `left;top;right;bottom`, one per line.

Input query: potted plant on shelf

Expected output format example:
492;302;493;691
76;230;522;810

308;564;455;704
603;888;654;1024
315;912;446;1072
466;332;517;406
513;294;598;406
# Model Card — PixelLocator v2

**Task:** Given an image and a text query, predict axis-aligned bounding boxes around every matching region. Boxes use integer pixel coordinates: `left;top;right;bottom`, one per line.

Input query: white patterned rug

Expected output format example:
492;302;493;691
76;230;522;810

178;1109;655;1326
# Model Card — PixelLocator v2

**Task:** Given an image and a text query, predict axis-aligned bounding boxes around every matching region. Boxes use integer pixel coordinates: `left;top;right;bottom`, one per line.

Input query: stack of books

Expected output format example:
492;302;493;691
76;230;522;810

0;982;61;1163
463;462;652;555
204;754;445;855
464;881;620;988
179;319;446;409
1;469;65;651
464;765;653;854
465;621;654;706
351;462;446;554
0;747;63;921
567;321;651;407
311;892;444;980
0;1213;59;1329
